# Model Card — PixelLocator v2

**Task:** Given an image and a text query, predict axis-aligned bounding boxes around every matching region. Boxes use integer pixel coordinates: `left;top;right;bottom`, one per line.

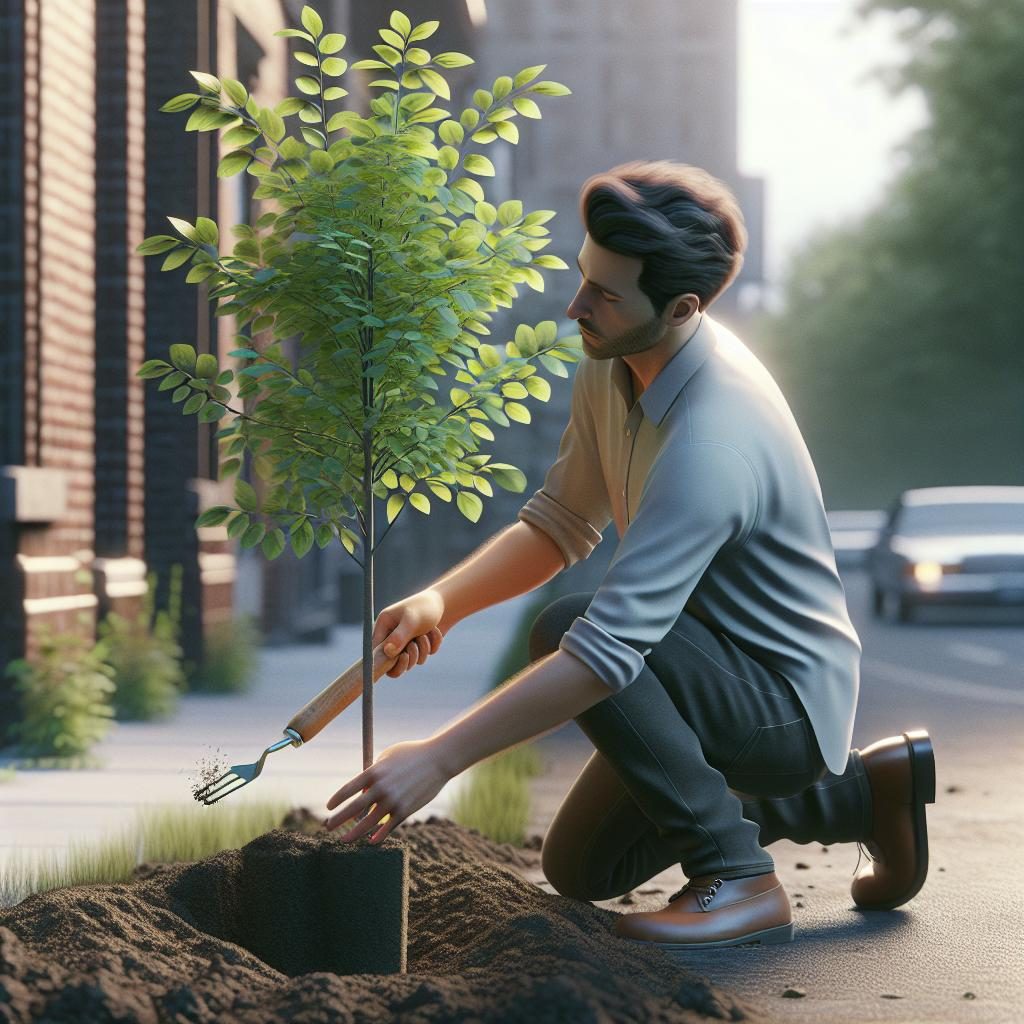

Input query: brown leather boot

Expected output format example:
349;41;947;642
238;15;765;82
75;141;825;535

613;871;793;950
852;729;936;911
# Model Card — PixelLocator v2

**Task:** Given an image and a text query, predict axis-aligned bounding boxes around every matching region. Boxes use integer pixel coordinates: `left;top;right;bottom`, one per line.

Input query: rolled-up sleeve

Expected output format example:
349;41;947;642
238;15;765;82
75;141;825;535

559;441;760;692
517;360;612;568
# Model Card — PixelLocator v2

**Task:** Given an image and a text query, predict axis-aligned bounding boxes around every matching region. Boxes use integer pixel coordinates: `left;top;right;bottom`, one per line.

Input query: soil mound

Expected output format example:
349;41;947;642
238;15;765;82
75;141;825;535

0;816;760;1023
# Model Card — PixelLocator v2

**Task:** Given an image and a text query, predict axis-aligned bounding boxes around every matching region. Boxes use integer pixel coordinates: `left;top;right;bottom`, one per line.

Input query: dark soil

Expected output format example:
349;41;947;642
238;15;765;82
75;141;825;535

0;813;764;1023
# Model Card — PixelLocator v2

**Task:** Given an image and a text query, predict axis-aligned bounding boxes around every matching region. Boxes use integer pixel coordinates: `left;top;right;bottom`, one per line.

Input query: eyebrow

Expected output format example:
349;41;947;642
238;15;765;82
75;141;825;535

576;256;624;299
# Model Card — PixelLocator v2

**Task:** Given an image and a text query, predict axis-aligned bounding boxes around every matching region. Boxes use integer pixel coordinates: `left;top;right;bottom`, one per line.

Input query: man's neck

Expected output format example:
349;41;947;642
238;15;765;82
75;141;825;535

624;312;704;399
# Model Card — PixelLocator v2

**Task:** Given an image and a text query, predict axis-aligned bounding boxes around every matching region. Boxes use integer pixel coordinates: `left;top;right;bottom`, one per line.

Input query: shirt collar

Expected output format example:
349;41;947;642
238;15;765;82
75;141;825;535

609;313;719;427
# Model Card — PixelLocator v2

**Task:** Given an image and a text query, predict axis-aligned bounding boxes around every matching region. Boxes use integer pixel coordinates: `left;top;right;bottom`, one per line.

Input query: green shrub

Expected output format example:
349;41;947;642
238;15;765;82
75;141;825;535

97;566;186;721
449;743;543;847
4;622;116;759
188;614;261;693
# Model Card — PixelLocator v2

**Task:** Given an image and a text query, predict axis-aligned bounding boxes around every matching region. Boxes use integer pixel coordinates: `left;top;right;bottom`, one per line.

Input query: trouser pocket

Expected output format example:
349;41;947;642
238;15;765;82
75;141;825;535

726;717;816;781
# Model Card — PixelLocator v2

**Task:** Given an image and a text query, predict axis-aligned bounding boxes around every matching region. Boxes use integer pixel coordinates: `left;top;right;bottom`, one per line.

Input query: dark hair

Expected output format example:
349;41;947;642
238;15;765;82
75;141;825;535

579;160;747;312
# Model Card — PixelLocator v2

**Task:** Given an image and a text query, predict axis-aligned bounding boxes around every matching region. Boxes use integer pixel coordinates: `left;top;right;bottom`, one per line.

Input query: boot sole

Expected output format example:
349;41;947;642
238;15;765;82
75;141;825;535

623;921;795;952
857;728;936;912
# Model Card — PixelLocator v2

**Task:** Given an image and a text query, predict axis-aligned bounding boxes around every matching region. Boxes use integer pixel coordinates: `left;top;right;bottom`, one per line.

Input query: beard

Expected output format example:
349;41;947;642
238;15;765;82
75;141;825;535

579;314;665;359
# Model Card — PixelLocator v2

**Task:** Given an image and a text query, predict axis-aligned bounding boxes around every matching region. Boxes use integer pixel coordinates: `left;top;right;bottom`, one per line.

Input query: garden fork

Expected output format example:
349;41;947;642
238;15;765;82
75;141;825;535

194;640;400;804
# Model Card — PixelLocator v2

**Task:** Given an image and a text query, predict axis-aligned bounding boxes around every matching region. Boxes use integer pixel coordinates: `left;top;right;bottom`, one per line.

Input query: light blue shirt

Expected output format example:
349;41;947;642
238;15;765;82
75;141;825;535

517;314;862;775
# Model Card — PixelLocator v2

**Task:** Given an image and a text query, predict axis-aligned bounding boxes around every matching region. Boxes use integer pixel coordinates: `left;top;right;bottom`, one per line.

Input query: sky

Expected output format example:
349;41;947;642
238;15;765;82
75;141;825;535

738;0;929;287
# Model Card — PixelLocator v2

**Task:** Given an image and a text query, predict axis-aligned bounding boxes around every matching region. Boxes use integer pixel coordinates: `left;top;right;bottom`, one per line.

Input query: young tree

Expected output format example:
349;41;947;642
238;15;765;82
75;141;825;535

136;6;581;771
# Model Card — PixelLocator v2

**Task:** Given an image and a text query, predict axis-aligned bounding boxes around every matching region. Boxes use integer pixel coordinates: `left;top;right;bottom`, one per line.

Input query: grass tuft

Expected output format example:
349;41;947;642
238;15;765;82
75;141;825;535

0;799;290;909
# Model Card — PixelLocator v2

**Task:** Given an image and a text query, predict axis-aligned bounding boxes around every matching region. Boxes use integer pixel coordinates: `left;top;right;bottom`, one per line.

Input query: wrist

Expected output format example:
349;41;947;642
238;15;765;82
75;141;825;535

427;731;464;780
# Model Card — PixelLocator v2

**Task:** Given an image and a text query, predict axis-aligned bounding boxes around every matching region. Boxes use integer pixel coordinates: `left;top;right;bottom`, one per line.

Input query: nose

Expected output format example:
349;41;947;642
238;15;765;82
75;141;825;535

566;286;589;321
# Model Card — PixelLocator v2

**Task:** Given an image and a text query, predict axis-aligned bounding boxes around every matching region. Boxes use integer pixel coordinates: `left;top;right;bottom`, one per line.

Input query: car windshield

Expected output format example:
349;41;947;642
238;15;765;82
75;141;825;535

896;502;1024;536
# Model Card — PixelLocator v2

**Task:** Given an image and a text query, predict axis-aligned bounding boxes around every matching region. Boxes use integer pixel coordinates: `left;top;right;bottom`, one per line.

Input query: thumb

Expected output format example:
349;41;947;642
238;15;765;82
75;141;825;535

383;628;405;658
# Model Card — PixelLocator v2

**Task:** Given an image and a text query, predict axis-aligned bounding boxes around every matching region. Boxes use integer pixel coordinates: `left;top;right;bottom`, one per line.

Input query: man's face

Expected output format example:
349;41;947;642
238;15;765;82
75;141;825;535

566;234;665;359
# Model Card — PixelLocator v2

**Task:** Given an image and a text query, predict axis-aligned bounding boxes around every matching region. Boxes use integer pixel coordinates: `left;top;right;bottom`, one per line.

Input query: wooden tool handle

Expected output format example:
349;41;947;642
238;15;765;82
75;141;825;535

286;641;400;743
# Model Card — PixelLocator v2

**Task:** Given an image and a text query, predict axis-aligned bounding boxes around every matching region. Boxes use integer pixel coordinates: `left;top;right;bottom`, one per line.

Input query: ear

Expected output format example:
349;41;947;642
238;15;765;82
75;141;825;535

665;293;701;326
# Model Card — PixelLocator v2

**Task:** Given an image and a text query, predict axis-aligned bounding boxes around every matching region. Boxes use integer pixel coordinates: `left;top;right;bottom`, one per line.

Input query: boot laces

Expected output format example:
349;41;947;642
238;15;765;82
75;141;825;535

668;876;724;908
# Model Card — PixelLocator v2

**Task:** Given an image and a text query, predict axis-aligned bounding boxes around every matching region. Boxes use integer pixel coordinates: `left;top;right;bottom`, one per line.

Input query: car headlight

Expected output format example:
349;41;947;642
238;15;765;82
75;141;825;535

906;561;960;589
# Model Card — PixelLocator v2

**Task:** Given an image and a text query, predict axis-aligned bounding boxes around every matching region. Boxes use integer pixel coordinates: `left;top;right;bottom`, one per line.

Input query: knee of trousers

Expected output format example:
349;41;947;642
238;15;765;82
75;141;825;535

528;592;592;662
540;836;605;902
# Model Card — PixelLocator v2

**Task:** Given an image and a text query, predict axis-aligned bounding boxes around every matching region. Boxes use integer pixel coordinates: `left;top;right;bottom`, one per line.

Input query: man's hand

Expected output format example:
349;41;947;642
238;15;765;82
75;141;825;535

373;589;446;679
324;738;450;844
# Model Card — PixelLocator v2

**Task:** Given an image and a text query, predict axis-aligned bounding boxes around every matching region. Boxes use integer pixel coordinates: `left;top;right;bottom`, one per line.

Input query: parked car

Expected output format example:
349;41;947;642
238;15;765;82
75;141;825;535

867;486;1024;622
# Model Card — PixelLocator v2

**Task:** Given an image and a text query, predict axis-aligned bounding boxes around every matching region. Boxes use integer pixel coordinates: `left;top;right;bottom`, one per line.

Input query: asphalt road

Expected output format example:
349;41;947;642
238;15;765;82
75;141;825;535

523;569;1024;1023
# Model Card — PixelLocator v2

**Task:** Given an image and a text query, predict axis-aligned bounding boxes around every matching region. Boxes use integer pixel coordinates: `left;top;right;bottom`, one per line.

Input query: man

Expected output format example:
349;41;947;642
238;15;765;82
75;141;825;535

324;160;937;950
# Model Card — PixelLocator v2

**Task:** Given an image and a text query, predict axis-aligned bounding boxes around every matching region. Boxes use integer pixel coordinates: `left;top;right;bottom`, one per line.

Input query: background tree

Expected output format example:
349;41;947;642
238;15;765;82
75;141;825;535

136;6;580;770
757;0;1024;507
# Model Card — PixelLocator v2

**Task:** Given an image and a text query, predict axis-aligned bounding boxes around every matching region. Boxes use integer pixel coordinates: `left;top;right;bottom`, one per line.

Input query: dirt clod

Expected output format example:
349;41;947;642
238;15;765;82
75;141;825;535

188;746;231;802
782;987;807;998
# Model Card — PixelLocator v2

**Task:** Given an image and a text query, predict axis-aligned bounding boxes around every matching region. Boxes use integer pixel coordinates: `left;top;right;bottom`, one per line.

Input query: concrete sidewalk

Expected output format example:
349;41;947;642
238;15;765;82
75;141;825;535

0;590;542;870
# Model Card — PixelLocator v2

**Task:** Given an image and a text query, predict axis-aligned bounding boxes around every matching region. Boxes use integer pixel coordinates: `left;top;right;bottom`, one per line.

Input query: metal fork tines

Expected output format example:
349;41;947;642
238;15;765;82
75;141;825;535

194;730;303;805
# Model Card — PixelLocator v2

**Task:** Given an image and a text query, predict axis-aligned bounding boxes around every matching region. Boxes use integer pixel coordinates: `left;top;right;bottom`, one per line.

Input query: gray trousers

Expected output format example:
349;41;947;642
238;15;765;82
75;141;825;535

531;592;873;901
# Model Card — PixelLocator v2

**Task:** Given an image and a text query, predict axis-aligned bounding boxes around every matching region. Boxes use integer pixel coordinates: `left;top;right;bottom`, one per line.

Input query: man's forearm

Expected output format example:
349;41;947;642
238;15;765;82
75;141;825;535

430;520;566;633
427;648;612;778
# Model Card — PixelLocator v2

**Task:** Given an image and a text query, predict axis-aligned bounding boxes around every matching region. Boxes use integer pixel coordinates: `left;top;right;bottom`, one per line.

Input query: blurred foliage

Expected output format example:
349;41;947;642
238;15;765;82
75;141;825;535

4;622;115;759
759;0;1024;507
188;614;261;694
98;566;186;721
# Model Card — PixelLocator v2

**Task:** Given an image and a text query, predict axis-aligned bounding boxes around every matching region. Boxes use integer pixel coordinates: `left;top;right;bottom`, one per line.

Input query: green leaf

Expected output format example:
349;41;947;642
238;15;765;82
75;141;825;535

493;120;519;144
512;96;542;119
196;505;232;527
217;151;252;178
409;20;439;42
372;43;402;64
171;384;190;403
241;521;266;549
322;57;347;76
300;5;323;38
137;359;172;379
530;81;572;96
195;353;219;379
438;119;464;145
161;248;193;271
160;92;201;113
295;76;321;95
158;370;187;391
262;527;286;560
405;47;430;66
315;523;334;549
463;153;495;177
418;67;450;100
169;344;197;373
487;464;527;492
539;353;569;377
318;32;346;53
524;375;552;401
235;478;258;512
459;107;480;130
456;490;482;523
513;65;546;89
492;76;513;100
183;393;206;415
534;254;568;269
167;216;198;242
504;401;531;423
381;468;399;488
196;216;221;245
449;387;470;407
409;492;431;515
474;201;497;225
498;199;523;225
226;512;250;539
427;481;452;502
189;70;221;94
274;28;315;43
136;234;181;255
389;9;412;36
386;494;405;524
521;266;545;291
221;124;260;147
535;320;558;345
470;421;494;441
437;145;459;170
501;381;529;399
435;52;474;69
222;77;248;107
292;520;315;558
470;128;498;144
